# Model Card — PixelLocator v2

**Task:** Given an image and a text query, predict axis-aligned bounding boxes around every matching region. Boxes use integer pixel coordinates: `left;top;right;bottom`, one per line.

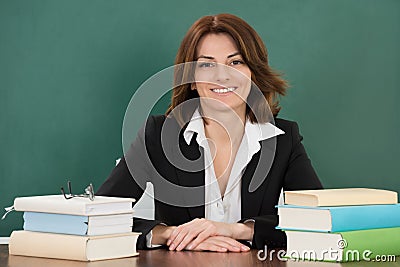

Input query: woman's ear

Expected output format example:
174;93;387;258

191;84;196;90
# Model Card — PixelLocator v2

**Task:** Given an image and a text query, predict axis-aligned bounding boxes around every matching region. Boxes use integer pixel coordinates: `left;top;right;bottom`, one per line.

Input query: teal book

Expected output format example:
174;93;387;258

285;227;400;262
277;204;400;232
23;212;133;235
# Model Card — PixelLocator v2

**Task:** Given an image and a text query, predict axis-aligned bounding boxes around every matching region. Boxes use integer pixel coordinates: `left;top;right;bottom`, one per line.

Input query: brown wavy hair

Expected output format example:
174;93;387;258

166;13;288;125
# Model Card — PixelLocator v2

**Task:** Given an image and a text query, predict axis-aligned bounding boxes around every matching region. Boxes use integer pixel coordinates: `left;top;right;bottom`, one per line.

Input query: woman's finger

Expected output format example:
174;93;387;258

186;226;214;250
208;237;242;252
212;236;250;252
193;240;228;252
189;236;246;252
168;219;200;245
175;230;202;251
168;223;205;250
169;229;189;250
168;219;210;250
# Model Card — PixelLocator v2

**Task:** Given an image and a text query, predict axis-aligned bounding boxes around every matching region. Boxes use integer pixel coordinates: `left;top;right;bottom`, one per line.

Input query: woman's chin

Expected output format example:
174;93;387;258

200;99;246;115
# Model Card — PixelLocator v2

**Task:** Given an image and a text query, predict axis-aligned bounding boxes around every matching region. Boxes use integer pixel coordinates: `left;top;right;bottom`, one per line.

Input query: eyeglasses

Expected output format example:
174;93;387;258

2;181;96;220
61;181;95;201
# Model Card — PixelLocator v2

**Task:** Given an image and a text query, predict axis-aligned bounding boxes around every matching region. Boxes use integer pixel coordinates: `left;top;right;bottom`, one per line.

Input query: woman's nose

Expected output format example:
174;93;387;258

214;63;231;82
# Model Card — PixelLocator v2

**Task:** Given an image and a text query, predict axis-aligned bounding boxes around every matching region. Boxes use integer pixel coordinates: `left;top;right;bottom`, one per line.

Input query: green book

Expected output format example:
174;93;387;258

285;227;400;262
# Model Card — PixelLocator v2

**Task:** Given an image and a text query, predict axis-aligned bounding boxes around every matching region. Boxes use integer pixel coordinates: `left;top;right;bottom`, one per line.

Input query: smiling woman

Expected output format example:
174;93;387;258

193;33;252;119
97;13;323;252
169;14;287;125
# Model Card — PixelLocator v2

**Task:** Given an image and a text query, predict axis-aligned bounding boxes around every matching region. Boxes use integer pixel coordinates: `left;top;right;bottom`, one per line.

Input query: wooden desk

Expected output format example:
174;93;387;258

1;245;398;267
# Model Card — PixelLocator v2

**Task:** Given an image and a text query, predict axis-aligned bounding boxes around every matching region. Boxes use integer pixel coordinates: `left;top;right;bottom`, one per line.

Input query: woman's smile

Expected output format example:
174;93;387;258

209;86;238;95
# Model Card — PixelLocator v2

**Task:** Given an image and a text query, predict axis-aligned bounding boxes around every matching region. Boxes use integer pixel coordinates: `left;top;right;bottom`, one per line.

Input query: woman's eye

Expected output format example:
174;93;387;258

197;62;216;68
230;60;244;66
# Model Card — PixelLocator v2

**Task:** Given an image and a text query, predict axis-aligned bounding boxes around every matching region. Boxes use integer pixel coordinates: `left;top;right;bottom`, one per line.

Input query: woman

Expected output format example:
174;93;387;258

97;13;322;252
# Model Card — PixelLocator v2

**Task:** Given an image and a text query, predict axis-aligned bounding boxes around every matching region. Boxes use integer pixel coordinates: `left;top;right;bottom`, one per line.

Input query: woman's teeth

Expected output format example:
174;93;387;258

211;87;237;93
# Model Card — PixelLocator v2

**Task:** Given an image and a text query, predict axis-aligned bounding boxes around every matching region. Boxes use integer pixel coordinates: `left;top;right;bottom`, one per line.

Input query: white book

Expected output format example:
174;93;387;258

284;188;398;207
9;231;140;261
13;195;135;216
8;249;140;267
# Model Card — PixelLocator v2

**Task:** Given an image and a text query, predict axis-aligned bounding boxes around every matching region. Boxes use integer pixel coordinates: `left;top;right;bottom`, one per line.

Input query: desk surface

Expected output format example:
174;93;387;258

1;245;398;267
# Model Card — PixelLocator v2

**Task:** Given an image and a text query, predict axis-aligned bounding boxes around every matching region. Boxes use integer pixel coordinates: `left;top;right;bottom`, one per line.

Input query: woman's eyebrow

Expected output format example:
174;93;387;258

196;52;241;60
227;52;241;58
197;55;214;60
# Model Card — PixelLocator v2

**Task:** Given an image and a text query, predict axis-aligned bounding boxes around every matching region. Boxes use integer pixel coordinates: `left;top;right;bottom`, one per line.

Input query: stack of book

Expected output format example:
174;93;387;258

8;195;140;261
277;188;400;262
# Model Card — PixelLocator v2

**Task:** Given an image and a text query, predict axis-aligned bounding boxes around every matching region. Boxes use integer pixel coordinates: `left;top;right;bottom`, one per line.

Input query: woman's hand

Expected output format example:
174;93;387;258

167;218;254;251
188;236;250;253
167;218;232;251
151;224;177;246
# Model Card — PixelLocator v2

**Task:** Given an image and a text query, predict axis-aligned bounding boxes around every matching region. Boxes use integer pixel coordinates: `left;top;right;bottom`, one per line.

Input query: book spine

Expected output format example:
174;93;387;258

9;231;88;261
23;212;88;235
330;205;400;232
341;227;400;261
23;223;87;235
14;197;86;215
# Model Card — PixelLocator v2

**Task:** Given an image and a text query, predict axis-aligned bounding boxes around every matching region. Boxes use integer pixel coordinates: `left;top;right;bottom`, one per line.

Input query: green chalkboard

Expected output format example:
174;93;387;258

1;0;399;237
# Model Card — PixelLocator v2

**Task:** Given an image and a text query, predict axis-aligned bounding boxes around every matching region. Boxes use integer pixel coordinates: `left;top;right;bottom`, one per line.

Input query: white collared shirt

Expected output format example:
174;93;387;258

146;109;284;247
183;109;284;223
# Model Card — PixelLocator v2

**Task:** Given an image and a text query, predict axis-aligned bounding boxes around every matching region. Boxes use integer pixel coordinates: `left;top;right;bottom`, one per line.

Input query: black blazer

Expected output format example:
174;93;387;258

97;115;323;249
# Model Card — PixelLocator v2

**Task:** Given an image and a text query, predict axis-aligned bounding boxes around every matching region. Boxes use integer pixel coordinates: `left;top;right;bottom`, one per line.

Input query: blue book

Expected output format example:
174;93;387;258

277;204;400;232
23;212;133;235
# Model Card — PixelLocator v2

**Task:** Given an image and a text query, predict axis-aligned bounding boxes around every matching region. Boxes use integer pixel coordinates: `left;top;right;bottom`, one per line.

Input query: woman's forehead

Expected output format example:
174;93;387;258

196;33;239;58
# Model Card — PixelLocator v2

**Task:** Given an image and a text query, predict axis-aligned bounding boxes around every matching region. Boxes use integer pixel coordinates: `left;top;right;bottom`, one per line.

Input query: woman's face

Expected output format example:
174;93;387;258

194;33;252;115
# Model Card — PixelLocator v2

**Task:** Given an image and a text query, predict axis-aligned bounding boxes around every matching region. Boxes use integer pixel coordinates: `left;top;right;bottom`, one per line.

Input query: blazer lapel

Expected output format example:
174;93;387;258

241;138;276;219
173;133;205;219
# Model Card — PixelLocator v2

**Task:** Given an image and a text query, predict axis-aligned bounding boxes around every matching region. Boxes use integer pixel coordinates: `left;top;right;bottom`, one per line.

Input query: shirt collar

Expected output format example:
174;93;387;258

183;108;285;146
183;109;206;145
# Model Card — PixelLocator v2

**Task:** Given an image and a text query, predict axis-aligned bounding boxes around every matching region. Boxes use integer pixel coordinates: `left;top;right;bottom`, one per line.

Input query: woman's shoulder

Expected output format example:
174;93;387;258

144;114;183;138
146;114;167;125
143;114;167;133
274;117;299;131
273;117;304;142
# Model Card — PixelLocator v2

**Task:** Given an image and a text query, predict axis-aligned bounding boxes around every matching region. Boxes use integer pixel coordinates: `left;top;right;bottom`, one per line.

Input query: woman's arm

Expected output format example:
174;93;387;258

96;156;165;249
282;121;323;190
249;121;323;249
96;118;165;249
